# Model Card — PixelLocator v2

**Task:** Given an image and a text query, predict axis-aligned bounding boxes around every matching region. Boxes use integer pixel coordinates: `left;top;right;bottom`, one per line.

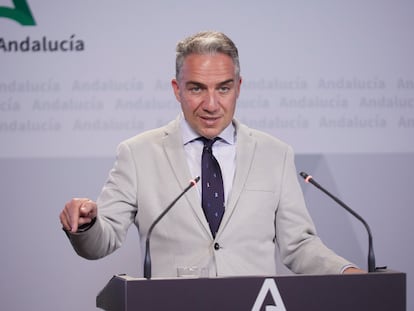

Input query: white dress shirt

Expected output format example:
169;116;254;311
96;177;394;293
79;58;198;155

180;115;236;206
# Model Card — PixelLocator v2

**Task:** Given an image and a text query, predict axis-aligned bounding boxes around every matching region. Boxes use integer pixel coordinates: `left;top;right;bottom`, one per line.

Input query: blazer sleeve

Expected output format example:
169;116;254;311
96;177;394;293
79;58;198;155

275;146;352;274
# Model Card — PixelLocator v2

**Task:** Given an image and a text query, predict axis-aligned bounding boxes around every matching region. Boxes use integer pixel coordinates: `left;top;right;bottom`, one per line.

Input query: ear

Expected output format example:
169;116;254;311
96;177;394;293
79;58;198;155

236;76;242;98
171;78;181;102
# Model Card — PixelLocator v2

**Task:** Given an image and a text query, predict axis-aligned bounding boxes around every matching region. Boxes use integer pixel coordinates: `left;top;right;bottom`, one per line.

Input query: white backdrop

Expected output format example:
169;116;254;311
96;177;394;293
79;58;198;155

1;1;413;310
2;0;413;157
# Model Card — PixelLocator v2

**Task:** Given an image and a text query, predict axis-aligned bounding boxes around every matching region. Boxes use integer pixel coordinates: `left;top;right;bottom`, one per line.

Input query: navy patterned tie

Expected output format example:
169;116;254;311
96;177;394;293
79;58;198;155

200;137;225;238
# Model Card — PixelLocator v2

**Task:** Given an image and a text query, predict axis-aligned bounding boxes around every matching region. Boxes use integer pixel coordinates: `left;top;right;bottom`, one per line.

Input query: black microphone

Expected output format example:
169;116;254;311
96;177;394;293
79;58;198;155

144;176;200;279
299;171;376;272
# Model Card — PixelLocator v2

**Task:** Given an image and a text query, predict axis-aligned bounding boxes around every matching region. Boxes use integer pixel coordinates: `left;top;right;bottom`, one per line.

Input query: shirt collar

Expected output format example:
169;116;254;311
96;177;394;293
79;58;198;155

179;114;236;146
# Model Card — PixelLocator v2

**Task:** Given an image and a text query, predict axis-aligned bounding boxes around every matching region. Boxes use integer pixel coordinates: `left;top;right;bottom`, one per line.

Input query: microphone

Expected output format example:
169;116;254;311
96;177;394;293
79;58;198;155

144;176;200;279
299;172;376;272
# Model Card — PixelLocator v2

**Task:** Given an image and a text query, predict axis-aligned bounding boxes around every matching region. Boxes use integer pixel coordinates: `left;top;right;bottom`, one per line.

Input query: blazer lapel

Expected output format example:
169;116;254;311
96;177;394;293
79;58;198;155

218;121;256;234
162;117;212;237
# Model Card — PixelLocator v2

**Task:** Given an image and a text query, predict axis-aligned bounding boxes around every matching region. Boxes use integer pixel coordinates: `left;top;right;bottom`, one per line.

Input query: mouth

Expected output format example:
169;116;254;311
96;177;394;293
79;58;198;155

199;115;221;126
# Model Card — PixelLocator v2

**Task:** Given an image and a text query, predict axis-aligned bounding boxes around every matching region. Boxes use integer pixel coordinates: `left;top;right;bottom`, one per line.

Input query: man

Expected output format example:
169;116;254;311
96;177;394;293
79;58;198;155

60;31;361;276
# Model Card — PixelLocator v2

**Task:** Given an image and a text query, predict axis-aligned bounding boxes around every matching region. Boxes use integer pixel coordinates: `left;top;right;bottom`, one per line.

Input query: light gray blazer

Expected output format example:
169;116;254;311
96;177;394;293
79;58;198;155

67;116;352;277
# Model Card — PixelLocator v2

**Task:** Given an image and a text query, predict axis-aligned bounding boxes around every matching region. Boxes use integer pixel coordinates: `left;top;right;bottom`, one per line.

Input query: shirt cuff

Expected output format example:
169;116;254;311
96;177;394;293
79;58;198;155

63;217;97;234
340;264;359;274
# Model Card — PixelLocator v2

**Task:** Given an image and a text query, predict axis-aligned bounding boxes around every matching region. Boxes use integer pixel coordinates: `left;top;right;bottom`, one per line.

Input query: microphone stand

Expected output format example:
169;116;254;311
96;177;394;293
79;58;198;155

299;172;376;272
144;176;200;279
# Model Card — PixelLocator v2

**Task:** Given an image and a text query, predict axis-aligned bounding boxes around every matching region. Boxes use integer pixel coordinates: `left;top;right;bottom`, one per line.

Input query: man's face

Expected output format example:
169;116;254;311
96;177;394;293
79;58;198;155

172;53;242;139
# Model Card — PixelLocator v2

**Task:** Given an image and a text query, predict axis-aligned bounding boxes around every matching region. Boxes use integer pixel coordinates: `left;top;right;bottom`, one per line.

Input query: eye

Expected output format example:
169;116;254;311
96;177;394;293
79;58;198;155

187;84;203;94
190;86;201;93
218;86;230;93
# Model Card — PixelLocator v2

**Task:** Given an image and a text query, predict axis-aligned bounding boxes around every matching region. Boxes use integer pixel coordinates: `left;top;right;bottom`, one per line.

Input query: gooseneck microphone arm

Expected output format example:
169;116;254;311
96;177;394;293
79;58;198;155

143;176;200;279
299;172;376;272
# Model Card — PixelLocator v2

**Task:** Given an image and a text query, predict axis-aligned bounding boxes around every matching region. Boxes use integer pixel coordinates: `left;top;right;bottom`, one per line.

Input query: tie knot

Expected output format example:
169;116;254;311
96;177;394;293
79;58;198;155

199;137;220;149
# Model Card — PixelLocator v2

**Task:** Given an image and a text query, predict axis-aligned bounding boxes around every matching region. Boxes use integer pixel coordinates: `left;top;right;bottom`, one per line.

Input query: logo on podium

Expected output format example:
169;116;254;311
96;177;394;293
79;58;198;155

252;278;287;311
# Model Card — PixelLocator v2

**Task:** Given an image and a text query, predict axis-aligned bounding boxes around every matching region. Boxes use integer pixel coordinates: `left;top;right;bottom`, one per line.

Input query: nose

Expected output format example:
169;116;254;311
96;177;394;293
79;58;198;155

202;89;219;112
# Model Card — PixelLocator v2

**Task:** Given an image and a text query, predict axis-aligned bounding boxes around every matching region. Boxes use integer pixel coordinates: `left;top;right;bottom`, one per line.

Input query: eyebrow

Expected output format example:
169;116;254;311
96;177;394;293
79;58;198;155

185;79;235;87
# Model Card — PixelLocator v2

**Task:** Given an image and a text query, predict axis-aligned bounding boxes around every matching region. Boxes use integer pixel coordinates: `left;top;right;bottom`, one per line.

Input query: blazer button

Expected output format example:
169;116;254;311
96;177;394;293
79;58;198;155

214;242;220;250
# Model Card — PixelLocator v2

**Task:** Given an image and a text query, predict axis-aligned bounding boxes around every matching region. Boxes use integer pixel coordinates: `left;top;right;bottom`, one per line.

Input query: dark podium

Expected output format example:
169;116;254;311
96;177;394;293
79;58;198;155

96;270;405;311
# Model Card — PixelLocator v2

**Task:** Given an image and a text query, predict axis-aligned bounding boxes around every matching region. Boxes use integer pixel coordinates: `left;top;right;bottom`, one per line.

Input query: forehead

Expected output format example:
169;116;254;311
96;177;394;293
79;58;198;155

179;53;236;82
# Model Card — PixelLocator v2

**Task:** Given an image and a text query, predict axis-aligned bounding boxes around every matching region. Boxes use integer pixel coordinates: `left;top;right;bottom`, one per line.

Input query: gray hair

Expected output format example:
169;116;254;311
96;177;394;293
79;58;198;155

175;31;240;80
